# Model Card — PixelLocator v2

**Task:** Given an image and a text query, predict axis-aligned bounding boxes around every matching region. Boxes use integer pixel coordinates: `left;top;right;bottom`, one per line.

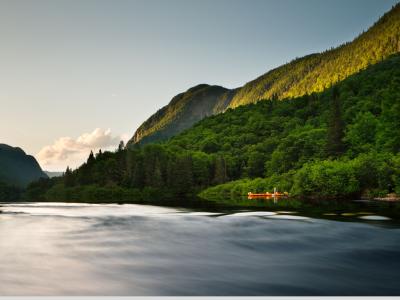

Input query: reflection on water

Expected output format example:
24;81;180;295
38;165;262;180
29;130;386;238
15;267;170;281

360;215;391;221
1;202;400;296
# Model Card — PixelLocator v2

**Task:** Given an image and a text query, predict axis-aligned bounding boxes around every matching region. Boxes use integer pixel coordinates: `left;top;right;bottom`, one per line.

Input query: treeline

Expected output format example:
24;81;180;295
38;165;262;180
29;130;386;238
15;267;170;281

25;54;400;202
201;152;400;201
0;181;22;201
25;142;230;203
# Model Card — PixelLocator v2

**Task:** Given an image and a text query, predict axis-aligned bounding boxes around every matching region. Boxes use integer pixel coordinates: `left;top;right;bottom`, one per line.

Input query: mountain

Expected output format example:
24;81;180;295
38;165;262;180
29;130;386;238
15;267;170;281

129;3;400;145
129;84;236;145
0;144;48;187
228;3;400;108
26;53;400;201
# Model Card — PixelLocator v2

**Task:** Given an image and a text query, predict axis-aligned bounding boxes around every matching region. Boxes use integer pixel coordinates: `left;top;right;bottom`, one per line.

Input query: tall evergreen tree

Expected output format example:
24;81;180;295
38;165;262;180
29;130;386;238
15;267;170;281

150;158;163;188
326;86;345;157
118;140;125;152
213;155;228;184
132;157;145;188
64;166;74;187
87;150;95;164
168;155;193;195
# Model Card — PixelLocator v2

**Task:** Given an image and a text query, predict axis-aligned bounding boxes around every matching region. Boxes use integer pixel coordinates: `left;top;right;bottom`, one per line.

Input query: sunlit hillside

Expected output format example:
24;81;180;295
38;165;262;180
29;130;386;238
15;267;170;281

130;3;400;145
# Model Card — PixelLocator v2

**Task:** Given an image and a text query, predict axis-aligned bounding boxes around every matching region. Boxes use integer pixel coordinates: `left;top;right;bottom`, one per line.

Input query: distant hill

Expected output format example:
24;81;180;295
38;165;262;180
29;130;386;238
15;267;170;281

0;144;48;187
128;3;400;145
45;171;63;178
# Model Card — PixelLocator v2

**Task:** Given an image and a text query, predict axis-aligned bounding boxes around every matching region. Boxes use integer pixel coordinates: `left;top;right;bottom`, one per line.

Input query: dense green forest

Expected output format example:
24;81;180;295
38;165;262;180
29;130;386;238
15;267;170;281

0;182;22;201
228;3;400;107
23;53;400;203
129;4;400;146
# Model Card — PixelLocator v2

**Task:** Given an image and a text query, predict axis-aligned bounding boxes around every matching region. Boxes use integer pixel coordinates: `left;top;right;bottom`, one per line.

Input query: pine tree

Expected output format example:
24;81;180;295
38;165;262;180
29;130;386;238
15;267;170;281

118;140;125;152
213;155;228;184
150;158;163;188
132;157;145;188
64;166;74;187
168;155;193;195
87;150;95;164
326;86;345;157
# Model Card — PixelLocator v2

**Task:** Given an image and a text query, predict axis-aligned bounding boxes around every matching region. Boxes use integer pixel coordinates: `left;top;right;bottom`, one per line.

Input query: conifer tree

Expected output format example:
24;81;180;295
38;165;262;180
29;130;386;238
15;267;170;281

118;140;125;152
151;158;163;188
87;150;95;164
213;156;228;184
64;166;74;187
326;86;345;157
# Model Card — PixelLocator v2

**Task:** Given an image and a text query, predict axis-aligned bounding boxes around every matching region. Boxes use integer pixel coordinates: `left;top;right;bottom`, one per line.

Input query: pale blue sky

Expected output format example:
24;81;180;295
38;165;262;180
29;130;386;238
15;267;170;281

0;0;397;170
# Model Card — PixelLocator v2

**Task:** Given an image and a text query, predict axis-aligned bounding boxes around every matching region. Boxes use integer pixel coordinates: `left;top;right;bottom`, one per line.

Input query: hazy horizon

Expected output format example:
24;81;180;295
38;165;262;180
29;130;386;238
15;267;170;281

0;0;397;171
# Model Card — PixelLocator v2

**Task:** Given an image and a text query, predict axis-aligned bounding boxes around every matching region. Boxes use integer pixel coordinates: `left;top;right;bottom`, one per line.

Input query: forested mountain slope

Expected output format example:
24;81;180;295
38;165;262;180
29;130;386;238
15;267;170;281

129;3;400;145
228;3;400;108
27;54;400;201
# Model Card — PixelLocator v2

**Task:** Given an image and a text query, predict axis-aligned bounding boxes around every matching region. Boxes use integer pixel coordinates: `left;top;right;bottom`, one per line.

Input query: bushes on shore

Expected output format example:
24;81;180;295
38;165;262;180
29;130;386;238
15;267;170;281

201;152;400;200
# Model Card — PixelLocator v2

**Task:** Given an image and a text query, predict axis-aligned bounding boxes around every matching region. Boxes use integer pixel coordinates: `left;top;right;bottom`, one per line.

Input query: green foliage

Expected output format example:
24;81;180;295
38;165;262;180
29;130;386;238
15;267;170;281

199;172;295;201
25;54;400;202
43;183;144;203
229;4;400;107
213;155;228;184
326;86;345;157
392;155;400;195
344;111;379;154
183;54;400;200
291;160;360;199
128;4;400;147
291;152;400;199
266;127;327;175
0;181;22;201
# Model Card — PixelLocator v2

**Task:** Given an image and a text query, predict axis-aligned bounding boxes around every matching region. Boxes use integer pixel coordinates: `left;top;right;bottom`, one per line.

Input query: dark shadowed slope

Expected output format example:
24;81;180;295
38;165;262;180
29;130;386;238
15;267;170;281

128;84;236;146
0;144;47;187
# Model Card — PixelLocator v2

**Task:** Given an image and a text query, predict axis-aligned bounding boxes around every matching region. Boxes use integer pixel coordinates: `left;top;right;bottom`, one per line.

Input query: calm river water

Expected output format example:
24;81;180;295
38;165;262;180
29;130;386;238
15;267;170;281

0;202;399;296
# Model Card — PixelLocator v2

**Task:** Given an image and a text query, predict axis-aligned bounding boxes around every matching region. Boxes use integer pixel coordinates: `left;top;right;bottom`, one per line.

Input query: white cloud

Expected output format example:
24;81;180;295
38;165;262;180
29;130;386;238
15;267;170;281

120;133;131;143
37;128;125;171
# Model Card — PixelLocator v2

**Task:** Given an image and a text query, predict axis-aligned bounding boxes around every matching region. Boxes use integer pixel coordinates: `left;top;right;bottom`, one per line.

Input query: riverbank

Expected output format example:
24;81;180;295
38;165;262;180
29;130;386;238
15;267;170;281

196;194;400;221
3;185;400;222
2;198;400;226
373;193;400;202
4;194;399;222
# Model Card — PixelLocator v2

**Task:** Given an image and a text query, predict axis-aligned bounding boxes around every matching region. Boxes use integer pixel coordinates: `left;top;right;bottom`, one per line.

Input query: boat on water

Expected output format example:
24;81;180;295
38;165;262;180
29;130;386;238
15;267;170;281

248;188;288;199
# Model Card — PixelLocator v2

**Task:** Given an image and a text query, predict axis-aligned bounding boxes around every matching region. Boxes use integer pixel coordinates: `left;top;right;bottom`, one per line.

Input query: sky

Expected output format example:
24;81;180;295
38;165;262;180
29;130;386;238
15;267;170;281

0;0;398;171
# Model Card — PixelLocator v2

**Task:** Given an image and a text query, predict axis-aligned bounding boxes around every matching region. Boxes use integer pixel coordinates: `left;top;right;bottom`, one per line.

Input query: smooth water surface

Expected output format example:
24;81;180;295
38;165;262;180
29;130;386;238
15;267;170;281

1;202;400;296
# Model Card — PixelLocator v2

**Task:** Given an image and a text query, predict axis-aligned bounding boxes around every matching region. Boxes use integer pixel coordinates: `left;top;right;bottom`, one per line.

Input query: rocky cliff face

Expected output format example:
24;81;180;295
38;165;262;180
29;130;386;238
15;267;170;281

128;84;236;146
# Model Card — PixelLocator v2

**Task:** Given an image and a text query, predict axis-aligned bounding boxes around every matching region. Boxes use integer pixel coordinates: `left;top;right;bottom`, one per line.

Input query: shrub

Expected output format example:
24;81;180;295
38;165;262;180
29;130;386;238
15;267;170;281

291;160;359;199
